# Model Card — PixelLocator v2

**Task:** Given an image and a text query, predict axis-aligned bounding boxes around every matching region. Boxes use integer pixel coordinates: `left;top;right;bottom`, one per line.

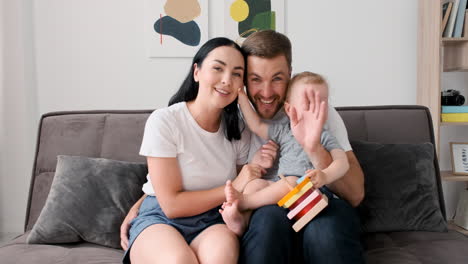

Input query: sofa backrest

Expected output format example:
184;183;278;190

336;105;445;219
24;105;445;231
25;110;152;231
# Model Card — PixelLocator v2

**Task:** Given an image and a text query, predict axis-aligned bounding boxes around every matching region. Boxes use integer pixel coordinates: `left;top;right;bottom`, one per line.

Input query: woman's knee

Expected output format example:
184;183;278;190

131;248;197;264
130;224;198;264
206;233;239;262
192;225;239;264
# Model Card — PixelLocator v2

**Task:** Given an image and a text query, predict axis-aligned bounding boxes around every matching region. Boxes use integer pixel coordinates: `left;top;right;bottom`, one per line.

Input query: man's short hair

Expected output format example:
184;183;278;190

241;30;292;69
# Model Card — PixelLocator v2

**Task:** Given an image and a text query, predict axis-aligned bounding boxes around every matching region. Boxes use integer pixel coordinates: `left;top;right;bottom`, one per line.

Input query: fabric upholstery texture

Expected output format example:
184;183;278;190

1;232;124;264
1;107;467;264
27;155;147;248
352;141;447;233
363;231;468;264
26;112;149;232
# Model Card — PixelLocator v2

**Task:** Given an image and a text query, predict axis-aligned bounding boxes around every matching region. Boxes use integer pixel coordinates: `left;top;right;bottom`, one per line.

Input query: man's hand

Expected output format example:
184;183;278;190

120;206;138;250
250;140;279;169
232;164;264;192
290;89;327;153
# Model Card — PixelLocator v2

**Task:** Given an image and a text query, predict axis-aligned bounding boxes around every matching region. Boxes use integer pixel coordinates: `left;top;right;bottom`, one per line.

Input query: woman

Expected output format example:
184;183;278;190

124;37;265;263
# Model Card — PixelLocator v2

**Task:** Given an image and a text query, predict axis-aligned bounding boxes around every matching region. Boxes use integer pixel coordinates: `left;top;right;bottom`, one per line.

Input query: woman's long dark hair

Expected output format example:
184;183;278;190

168;37;246;141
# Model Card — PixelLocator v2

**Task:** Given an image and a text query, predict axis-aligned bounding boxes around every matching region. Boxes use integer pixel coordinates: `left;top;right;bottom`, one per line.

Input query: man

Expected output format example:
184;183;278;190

121;30;365;264
238;30;364;264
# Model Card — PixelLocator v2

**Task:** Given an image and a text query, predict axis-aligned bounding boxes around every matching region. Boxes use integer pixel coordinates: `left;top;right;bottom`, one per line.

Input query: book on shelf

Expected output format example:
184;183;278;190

442;105;468;113
441;113;468;122
453;0;468;37
442;2;454;33
444;0;461;37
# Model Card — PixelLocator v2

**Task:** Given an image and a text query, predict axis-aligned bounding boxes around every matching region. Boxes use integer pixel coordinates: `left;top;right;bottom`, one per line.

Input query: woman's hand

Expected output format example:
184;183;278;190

232;164;264;192
238;86;247;96
120;205;138;250
250;140;279;169
120;194;147;250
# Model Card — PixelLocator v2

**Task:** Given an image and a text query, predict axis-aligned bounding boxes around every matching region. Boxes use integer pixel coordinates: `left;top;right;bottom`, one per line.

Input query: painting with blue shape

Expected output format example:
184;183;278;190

145;0;208;57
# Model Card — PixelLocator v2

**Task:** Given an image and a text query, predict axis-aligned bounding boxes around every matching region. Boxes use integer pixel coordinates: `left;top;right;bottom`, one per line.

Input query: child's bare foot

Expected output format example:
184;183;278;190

225;180;243;205
219;200;247;236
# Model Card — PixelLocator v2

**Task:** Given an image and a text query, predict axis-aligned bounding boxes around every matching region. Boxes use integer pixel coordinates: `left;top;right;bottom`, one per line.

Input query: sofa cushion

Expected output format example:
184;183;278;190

352;141;447;233
27;155;147;248
0;232;124;264
363;231;468;264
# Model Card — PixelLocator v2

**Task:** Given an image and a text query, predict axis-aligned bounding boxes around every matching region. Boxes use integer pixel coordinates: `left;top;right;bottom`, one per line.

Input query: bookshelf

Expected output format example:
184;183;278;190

442;37;468;41
417;1;468;182
441;122;468;125
448;220;468;235
441;170;468;181
443;38;468;71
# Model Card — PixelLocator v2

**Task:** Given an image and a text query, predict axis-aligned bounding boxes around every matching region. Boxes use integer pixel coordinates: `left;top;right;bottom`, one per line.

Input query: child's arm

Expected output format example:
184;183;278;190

306;148;349;188
237;88;269;140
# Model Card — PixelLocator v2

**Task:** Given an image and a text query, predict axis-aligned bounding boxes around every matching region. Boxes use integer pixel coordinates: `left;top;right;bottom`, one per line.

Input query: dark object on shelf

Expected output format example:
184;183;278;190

441;89;465;106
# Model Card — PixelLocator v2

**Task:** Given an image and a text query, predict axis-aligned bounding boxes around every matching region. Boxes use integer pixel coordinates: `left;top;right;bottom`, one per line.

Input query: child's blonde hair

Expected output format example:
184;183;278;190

286;71;328;100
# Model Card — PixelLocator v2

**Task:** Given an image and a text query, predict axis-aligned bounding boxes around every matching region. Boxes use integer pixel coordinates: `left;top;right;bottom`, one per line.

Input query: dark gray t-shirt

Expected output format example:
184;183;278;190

268;122;342;178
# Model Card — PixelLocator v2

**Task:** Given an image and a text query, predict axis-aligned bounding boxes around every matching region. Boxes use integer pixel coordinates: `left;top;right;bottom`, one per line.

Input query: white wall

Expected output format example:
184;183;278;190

1;0;38;232
33;0;418;115
34;0;196;114
0;0;5;233
289;1;417;106
5;0;463;232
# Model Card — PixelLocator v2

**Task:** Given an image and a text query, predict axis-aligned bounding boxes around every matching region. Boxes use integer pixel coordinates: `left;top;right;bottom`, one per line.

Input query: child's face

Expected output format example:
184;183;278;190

288;82;328;109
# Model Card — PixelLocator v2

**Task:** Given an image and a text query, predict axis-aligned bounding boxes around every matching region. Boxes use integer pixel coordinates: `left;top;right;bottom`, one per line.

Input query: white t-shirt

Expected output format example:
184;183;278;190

140;102;251;195
248;105;352;180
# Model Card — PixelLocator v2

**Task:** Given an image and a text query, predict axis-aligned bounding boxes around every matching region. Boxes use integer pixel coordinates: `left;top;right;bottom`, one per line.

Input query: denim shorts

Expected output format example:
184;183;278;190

123;195;223;263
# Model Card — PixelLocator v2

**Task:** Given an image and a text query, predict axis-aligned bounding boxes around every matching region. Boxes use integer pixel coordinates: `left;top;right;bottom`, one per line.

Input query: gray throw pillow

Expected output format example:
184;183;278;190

351;141;447;233
27;155;147;248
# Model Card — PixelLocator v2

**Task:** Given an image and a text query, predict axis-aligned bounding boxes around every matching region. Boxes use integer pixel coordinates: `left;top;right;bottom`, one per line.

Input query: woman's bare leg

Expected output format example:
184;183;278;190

190;224;239;264
130;224;198;264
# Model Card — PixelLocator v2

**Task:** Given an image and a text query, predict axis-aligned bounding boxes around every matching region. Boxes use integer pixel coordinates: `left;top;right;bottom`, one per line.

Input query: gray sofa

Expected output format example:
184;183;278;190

1;105;468;263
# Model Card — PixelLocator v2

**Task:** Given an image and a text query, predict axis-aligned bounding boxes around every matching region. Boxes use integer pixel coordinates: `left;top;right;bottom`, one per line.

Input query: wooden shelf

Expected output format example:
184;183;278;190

441;122;468;126
442;37;468;42
448;220;468;236
418;0;468;178
442;37;468;45
441;171;468;181
443;67;468;72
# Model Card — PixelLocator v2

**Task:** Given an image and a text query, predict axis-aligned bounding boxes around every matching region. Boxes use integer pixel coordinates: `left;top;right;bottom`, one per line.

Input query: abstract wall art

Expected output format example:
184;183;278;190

450;142;468;175
146;0;208;57
224;0;285;45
